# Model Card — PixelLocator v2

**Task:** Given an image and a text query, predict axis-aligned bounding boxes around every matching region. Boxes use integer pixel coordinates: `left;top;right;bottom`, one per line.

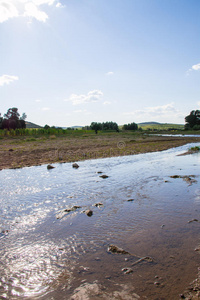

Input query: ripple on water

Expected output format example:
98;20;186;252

0;143;200;299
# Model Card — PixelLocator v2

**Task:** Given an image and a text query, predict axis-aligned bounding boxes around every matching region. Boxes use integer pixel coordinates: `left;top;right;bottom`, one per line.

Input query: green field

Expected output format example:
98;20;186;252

138;122;184;131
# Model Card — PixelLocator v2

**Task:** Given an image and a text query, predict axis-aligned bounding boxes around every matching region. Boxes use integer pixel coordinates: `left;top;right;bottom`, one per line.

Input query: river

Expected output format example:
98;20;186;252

0;143;200;299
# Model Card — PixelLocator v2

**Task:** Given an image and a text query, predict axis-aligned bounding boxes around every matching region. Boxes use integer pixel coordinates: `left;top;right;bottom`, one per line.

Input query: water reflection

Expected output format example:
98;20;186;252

0;143;200;299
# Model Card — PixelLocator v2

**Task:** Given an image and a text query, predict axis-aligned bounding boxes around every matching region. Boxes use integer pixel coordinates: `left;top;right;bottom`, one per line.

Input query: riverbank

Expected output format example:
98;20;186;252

0;133;200;169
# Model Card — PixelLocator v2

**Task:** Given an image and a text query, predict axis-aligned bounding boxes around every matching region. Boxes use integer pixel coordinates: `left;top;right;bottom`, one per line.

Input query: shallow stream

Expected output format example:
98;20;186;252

0;143;200;299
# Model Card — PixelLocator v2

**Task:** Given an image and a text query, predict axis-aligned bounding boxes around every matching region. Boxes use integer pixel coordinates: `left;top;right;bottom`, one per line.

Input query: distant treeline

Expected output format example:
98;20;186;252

89;121;138;133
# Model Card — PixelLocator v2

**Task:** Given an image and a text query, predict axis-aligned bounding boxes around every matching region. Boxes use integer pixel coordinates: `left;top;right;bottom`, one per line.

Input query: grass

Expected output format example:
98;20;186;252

189;146;200;152
139;123;185;131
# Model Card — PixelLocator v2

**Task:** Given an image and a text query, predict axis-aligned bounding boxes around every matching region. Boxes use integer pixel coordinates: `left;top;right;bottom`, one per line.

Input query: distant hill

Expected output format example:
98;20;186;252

71;126;83;129
138;122;184;130
26;121;42;129
60;126;83;129
138;122;161;126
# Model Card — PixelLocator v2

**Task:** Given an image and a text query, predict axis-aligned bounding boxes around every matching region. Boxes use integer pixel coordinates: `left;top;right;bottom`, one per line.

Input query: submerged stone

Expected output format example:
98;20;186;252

108;244;130;255
56;205;81;219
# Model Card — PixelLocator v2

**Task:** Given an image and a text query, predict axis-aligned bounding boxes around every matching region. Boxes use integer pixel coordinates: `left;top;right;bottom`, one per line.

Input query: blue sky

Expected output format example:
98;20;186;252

0;0;200;127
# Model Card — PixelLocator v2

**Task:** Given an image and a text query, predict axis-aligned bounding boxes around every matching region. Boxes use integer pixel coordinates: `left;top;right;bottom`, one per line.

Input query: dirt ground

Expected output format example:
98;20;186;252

0;133;200;170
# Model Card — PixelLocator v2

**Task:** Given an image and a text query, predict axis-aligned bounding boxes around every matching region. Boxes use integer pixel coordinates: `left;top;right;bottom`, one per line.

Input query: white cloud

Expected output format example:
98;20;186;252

124;103;181;118
41;107;50;111
0;74;19;86
192;63;200;71
56;2;64;8
106;71;114;76
32;0;55;5
24;2;48;22
66;90;103;105
0;1;19;23
35;99;41;102
186;63;200;75
0;0;62;23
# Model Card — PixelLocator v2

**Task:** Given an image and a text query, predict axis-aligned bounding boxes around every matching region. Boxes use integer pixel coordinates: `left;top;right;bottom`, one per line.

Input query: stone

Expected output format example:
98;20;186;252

47;164;55;169
94;202;103;207
108;244;130;255
122;268;133;274
99;175;109;179
85;210;93;217
72;163;79;168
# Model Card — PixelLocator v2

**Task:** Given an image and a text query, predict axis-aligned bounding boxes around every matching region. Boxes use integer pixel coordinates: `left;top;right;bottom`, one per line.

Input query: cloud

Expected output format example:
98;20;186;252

35;99;41;102
32;0;56;5
56;2;64;8
103;101;111;105
41;107;50;111
106;71;114;76
24;2;48;22
0;1;19;23
66;90;103;105
192;63;200;71
186;63;200;75
0;74;19;86
0;0;62;23
124;103;181;118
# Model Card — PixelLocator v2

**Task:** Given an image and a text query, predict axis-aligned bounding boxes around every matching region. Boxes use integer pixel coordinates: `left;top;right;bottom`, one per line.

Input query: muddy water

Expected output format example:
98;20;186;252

0;143;200;299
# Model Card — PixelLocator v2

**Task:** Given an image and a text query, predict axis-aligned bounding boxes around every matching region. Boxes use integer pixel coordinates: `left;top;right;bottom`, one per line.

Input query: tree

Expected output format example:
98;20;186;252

90;121;119;133
90;122;102;134
0;113;3;129
185;110;200;129
1;108;27;130
20;113;27;121
44;124;50;130
123;122;138;130
4;107;20;121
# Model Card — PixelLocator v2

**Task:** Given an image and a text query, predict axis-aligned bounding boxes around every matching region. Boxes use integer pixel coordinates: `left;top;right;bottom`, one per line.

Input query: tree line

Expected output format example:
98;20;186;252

0;108;27;130
1;107;200;133
90;121;138;133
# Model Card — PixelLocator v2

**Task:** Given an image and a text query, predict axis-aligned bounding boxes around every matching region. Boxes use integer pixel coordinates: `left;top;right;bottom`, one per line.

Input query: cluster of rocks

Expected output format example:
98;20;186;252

56;202;104;220
107;244;153;276
170;175;197;185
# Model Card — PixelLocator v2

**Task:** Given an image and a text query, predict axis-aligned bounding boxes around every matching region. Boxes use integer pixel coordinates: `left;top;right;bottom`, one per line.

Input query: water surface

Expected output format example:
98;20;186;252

0;143;200;299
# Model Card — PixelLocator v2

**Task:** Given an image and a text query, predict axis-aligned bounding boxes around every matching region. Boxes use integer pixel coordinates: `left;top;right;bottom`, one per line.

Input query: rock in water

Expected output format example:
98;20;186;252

94;203;103;207
72;163;79;169
99;175;109;179
47;164;55;169
108;244;130;255
85;210;93;217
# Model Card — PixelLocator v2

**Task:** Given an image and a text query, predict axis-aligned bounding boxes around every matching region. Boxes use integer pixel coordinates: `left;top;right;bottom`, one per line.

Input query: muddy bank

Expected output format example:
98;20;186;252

0;134;200;169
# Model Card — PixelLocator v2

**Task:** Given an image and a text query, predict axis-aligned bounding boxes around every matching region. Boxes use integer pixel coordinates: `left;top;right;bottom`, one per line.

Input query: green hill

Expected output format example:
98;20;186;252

25;121;42;129
138;122;184;130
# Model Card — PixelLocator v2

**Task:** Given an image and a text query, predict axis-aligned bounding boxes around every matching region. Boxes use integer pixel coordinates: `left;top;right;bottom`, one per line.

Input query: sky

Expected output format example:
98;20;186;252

0;0;200;127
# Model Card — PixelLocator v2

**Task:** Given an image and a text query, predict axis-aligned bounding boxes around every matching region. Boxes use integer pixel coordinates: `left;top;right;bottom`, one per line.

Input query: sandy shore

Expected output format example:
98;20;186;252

0;133;200;170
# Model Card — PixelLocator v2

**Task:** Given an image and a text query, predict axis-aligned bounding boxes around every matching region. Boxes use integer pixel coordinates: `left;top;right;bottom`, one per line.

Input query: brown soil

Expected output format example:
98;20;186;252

0;133;200;170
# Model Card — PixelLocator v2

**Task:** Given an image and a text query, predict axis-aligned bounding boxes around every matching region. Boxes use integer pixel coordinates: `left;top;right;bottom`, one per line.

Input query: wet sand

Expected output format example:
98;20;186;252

0;133;200;170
